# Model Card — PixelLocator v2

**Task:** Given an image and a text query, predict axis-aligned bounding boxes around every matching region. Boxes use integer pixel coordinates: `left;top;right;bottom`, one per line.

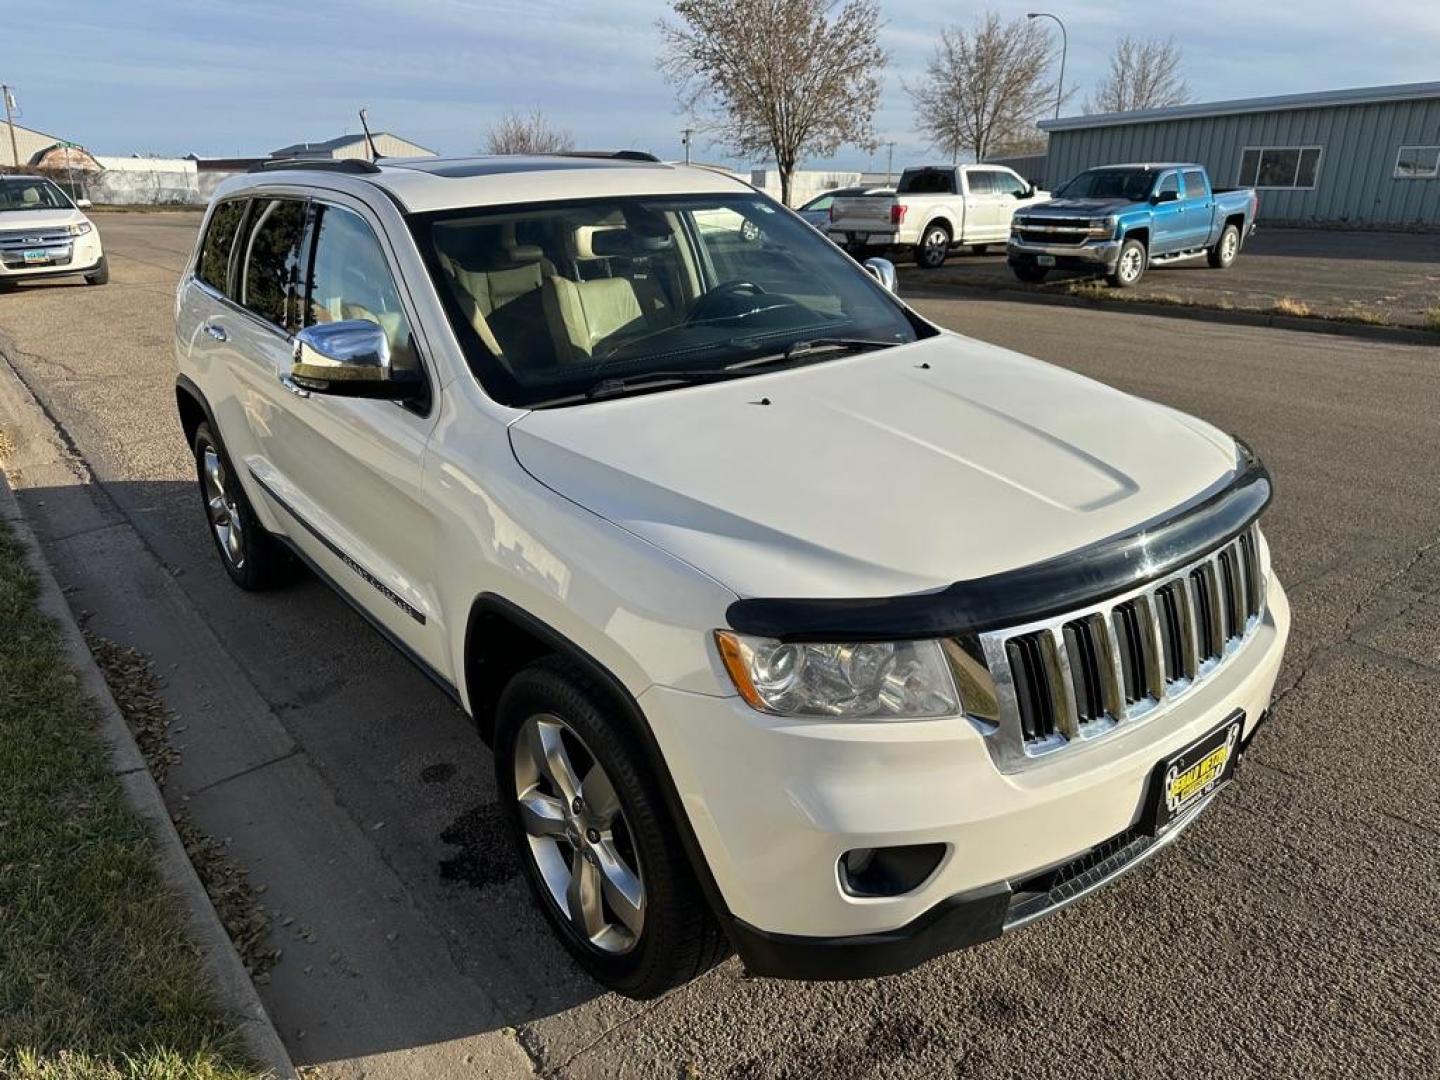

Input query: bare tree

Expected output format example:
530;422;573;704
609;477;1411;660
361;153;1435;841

1085;36;1191;114
484;107;574;155
907;13;1058;165
658;0;885;206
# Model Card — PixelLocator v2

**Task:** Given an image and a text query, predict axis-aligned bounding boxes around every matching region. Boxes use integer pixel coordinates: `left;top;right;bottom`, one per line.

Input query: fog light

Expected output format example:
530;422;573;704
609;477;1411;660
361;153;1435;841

839;843;946;897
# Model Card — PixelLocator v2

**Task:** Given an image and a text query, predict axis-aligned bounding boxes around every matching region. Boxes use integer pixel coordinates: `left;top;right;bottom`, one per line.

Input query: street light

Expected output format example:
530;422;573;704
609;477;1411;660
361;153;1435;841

1026;12;1067;120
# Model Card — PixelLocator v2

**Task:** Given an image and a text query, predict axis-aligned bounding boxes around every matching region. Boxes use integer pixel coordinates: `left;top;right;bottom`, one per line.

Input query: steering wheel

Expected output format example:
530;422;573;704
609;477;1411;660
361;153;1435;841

687;279;767;322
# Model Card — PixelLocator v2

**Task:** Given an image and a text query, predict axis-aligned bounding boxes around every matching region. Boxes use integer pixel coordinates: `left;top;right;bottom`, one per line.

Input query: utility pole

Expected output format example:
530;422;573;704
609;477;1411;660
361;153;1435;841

681;127;693;165
2;85;20;169
885;141;895;186
1026;12;1068;120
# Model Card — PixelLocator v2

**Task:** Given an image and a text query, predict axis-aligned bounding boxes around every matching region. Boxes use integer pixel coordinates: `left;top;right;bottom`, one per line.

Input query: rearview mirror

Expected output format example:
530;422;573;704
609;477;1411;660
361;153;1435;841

863;257;898;294
291;320;422;399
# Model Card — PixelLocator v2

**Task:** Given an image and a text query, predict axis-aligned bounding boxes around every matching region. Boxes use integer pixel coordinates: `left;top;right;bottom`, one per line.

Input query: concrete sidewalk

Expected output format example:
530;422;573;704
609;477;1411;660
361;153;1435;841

904;227;1440;335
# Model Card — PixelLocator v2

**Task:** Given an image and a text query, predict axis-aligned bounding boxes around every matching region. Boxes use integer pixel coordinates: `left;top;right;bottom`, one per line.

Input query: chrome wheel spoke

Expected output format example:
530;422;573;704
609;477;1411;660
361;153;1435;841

517;787;568;839
567;850;606;939
207;494;228;525
580;764;621;827
524;718;582;805
594;842;644;936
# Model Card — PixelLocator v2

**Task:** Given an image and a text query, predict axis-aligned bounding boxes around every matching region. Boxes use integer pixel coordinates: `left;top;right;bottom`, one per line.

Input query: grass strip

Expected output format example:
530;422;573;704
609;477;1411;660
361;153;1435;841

0;517;265;1080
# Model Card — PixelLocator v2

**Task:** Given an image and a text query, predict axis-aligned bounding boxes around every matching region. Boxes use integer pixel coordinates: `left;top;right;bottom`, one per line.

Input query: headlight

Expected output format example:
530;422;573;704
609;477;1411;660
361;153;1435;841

715;632;961;719
1087;216;1117;237
67;221;93;236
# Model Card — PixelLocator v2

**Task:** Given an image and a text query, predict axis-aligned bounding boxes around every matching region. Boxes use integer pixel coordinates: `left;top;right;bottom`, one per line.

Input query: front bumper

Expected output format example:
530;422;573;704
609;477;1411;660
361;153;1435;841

1007;235;1119;271
641;578;1289;979
0;232;104;279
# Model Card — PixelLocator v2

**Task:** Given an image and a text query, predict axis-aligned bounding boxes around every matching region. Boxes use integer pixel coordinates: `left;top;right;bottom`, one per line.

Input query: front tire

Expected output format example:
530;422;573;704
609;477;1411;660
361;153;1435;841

1208;223;1241;269
85;255;110;286
192;422;290;590
1108;238;1147;288
914;223;952;269
496;658;728;998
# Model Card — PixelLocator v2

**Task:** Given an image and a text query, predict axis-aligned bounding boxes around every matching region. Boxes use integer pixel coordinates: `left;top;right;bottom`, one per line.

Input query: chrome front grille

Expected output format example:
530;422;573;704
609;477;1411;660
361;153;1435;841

0;227;72;249
977;525;1266;771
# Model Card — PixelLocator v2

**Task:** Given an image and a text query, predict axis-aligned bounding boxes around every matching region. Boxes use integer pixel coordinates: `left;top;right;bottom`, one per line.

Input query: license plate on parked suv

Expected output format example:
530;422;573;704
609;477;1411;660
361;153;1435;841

22;249;52;264
1142;712;1244;833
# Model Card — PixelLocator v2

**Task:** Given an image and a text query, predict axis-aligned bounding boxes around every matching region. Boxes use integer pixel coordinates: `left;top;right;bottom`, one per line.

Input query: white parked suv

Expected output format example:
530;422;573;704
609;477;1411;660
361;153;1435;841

174;152;1289;998
0;174;107;286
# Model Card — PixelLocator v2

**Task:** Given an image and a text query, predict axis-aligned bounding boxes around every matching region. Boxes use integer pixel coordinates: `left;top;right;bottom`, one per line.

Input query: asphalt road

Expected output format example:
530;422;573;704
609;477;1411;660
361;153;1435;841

904;226;1440;330
1;214;1437;1079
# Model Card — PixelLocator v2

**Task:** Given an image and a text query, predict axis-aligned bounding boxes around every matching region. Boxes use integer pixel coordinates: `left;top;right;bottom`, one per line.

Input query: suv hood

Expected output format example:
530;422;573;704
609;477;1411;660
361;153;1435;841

0;207;87;232
1025;197;1141;216
509;334;1239;601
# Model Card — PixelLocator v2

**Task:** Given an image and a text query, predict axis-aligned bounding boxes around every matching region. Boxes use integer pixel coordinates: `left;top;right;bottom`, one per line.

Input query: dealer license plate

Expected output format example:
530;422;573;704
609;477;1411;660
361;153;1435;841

1143;712;1244;833
23;249;52;264
1036;254;1056;267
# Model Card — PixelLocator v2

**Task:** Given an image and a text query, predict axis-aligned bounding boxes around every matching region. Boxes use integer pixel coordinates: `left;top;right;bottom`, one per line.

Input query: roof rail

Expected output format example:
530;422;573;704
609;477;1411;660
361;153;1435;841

248;158;383;174
555;150;661;163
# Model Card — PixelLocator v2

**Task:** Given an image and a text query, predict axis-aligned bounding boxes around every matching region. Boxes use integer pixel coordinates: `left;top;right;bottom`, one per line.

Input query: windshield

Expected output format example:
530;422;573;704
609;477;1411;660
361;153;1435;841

0;177;74;212
412;193;923;407
1056;168;1157;201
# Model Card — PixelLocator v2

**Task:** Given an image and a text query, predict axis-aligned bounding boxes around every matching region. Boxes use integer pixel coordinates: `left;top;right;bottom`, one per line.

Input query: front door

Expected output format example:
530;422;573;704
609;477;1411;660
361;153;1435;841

1148;171;1185;255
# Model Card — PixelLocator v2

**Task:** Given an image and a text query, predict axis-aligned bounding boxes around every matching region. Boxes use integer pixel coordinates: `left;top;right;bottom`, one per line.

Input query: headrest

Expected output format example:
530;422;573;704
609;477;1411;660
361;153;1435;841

505;243;544;264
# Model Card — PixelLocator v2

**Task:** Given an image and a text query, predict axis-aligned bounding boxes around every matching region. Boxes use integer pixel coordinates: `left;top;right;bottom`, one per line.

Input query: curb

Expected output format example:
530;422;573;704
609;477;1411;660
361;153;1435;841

0;420;295;1076
901;277;1440;348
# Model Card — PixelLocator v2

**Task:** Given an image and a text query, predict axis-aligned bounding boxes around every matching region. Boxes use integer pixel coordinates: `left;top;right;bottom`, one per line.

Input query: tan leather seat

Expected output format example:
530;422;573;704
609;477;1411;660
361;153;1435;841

435;226;548;358
543;275;645;359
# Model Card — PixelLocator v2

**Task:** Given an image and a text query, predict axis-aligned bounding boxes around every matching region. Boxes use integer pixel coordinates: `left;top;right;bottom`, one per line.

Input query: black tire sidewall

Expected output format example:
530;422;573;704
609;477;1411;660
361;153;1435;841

494;661;710;998
1212;225;1239;268
1110;239;1147;288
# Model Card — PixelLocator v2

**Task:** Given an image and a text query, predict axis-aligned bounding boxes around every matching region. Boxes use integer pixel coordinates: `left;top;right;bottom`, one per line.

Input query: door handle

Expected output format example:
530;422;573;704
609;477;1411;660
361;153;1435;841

203;323;228;342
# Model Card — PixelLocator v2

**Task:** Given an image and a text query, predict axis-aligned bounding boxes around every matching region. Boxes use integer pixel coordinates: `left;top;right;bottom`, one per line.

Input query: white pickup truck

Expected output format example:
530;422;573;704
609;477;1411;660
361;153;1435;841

830;164;1049;268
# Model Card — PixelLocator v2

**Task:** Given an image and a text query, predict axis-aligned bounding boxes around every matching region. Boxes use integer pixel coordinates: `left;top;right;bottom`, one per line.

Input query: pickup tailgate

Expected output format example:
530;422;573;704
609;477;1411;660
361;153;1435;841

829;194;896;236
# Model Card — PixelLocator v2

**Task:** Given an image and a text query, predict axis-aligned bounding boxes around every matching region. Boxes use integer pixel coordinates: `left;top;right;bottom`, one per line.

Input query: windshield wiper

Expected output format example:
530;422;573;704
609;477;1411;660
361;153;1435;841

780;337;896;361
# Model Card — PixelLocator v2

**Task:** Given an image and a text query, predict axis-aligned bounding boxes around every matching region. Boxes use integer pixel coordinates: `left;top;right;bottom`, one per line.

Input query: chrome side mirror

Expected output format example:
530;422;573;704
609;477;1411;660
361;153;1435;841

75;197;93;209
291;319;420;399
863;257;898;294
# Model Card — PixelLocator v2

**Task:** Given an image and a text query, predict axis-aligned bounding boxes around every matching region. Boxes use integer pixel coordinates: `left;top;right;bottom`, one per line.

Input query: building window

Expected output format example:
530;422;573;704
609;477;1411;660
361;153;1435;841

1238;146;1321;190
1394;145;1440;179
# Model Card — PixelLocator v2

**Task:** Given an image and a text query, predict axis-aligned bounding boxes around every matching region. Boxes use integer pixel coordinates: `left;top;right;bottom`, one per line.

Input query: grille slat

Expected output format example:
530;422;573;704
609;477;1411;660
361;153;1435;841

990;526;1267;764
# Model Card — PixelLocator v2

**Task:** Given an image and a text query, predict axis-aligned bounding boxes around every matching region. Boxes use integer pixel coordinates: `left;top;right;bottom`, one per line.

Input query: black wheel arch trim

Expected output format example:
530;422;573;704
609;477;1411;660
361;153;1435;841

726;442;1271;643
464;593;739;930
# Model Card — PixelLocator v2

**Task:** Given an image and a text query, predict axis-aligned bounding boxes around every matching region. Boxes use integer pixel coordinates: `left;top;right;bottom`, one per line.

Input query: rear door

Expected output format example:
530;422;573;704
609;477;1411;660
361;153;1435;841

961;169;998;241
1180;169;1214;249
247;194;448;672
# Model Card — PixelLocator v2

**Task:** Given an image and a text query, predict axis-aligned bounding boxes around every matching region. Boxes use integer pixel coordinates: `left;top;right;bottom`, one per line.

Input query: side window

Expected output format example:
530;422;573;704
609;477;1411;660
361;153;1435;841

995;170;1029;197
1156;172;1180;200
966;171;995;195
240;199;307;332
196;199;247;295
307;205;419;373
1182;170;1208;199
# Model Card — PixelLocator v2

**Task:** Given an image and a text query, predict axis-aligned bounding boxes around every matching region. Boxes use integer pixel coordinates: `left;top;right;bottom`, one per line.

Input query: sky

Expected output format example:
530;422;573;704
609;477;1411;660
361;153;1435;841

6;0;1438;169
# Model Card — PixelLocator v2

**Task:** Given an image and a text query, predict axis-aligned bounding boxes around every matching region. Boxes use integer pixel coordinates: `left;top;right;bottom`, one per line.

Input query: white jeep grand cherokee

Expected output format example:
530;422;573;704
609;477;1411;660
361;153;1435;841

174;153;1289;998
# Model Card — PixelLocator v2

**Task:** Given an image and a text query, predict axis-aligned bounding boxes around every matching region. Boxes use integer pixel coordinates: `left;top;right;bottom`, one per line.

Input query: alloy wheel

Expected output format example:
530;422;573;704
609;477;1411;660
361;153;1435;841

1222;229;1239;263
1119;245;1144;283
514;713;645;954
201;445;245;570
923;229;948;263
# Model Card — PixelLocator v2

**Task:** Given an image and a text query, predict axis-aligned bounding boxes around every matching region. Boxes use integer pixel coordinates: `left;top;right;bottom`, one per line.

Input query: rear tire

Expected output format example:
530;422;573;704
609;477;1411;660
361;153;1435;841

495;658;729;999
1107;238;1147;288
1010;262;1049;284
85;255;110;286
192;422;291;591
1207;224;1241;269
915;223;952;269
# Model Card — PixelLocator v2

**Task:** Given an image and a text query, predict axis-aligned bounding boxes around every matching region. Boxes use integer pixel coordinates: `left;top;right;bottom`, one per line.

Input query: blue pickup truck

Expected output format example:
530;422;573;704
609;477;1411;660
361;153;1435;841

1007;163;1257;287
